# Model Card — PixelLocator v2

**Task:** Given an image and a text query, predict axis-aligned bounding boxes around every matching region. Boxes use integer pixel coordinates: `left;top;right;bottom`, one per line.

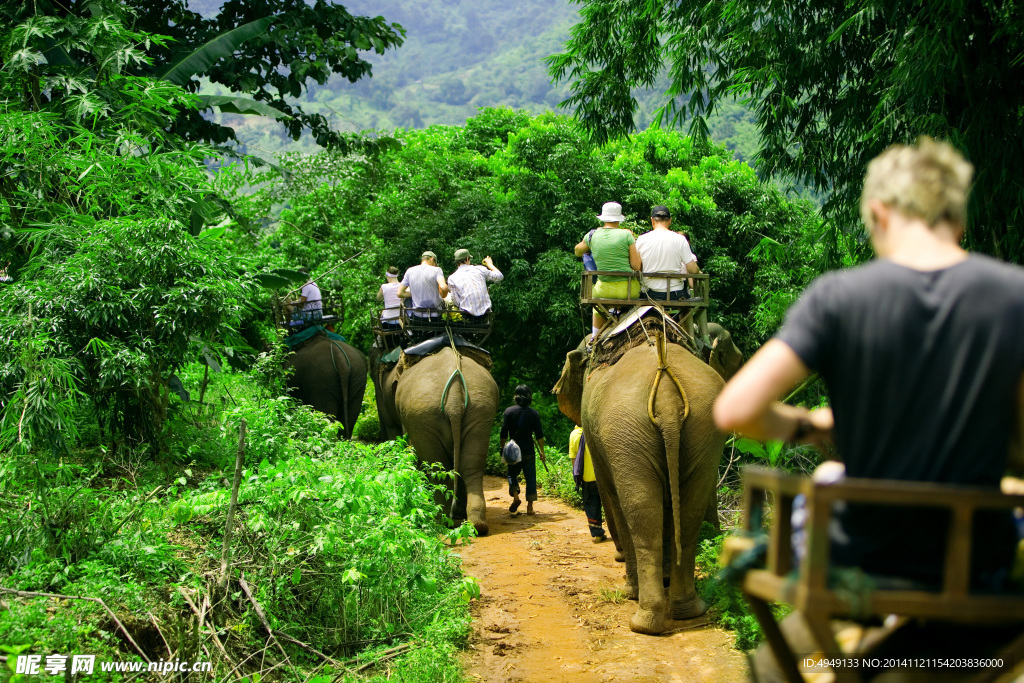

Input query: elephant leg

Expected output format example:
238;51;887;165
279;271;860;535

594;457;637;596
346;372;366;440
595;476;622;556
704;480;721;532
457;425;489;536
406;430;457;520
622;473;669;634
608;493;637;596
668;476;712;620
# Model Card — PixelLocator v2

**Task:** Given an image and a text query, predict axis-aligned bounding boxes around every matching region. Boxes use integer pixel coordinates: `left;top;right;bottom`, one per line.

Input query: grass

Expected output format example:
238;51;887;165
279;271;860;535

597;587;628;605
0;363;475;682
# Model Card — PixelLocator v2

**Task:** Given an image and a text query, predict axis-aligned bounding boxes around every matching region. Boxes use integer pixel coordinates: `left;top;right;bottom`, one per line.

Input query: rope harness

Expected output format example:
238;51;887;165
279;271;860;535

647;323;690;426
327;337;352;373
440;327;469;411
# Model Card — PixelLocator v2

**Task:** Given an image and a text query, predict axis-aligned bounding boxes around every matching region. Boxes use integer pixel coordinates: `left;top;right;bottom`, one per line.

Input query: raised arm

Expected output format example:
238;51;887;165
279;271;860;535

714;339;834;447
482;256;503;281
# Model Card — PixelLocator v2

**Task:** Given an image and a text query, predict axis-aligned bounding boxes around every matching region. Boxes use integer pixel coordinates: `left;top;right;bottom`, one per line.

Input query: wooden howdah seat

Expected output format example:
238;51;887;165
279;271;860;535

370;305;492;350
275;295;343;333
735;466;1024;683
580;271;710;343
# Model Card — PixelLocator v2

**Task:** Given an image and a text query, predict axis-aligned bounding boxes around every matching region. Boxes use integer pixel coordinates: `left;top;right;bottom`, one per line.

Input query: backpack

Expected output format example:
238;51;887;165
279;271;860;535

501;409;527;465
582;229;597;271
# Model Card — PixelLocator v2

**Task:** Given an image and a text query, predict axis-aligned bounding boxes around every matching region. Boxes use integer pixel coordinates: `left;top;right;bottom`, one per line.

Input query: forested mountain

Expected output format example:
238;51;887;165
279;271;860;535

192;0;761;160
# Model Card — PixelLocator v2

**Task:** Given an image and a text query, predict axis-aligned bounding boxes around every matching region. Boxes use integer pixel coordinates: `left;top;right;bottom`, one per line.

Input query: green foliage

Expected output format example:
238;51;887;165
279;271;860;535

354;382;382;441
1;362;473;681
694;524;790;652
549;0;1024;263
0;11;258;451
0;0;405;152
230;109;820;390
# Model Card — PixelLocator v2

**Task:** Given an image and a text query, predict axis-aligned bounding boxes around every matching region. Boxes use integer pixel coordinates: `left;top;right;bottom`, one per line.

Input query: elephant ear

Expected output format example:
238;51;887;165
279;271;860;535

708;330;744;381
552;349;585;427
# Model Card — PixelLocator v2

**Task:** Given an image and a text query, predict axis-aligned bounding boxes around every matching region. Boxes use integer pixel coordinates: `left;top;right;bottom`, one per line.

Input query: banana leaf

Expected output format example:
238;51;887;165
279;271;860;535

158;16;276;86
199;95;292;120
256;273;291;289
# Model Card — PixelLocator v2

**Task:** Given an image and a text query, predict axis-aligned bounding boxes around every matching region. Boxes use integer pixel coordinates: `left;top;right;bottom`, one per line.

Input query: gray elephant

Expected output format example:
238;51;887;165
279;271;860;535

371;345;499;536
553;322;742;635
286;334;367;439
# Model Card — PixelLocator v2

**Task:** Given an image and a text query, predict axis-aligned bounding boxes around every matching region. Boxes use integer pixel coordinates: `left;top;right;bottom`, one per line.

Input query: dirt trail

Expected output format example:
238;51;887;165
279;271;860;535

456;475;747;683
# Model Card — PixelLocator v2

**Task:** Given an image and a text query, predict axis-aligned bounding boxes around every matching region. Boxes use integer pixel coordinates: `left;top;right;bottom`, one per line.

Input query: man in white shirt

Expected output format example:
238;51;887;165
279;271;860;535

635;206;699;299
398;251;448;318
447;248;503;320
295;269;323;321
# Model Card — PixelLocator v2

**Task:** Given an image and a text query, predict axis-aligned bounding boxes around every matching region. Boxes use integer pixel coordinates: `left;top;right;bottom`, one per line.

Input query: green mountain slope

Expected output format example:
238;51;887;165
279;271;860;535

197;0;763;162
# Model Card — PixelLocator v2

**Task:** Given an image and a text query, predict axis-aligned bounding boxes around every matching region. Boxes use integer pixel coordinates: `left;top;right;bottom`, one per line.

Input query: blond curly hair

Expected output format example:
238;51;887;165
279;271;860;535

860;137;974;230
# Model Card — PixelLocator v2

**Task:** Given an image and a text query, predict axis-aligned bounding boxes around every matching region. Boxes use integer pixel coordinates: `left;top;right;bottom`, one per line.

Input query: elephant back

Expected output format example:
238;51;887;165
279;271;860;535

397;345;492;375
283;325;347;354
590;308;697;369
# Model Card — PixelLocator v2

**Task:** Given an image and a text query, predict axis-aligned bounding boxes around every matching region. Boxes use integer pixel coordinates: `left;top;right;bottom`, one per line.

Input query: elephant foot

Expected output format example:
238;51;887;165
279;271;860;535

613;550;625;562
629;607;667;635
472;519;489;537
621;582;638;601
671;594;708;620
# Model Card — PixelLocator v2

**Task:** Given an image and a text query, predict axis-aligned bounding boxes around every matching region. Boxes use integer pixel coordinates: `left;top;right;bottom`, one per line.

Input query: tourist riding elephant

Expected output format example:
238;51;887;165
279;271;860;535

371;346;499;536
286;334;367;440
553;325;742;635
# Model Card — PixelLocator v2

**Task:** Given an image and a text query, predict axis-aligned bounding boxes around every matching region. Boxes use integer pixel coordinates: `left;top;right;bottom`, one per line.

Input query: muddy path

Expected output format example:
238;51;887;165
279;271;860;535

456;475;747;683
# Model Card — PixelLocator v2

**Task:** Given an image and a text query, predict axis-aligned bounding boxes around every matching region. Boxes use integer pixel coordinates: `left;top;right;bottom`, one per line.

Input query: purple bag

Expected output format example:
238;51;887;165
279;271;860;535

582;229;597;271
572;432;586;488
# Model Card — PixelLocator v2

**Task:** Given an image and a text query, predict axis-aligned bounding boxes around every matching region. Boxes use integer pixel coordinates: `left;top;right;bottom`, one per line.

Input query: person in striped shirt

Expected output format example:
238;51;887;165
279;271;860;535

447;248;503;320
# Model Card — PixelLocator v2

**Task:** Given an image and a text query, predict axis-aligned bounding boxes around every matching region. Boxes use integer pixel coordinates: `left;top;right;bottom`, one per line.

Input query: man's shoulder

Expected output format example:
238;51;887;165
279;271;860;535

636;229;685;246
960;253;1024;285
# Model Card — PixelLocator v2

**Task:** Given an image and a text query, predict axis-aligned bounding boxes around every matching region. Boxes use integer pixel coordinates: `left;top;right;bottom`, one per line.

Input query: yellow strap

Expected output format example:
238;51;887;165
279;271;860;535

648;331;689;425
441;328;468;410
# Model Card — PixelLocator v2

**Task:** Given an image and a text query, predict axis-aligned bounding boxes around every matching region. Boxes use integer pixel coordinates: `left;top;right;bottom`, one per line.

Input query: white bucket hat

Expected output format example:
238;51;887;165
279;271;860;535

596;202;625;222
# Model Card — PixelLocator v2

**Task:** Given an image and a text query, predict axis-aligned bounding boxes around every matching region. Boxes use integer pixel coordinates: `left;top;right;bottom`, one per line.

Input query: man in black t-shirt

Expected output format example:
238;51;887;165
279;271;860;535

500;385;546;515
715;137;1024;583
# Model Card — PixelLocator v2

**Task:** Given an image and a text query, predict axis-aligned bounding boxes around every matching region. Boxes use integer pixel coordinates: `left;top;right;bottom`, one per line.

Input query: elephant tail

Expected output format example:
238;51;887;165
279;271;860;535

659;415;684;567
443;379;466;517
650;334;688;566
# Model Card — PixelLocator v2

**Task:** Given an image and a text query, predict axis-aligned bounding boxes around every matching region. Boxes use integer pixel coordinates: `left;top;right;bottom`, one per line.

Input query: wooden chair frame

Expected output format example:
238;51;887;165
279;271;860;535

580;271;710;342
739;466;1024;682
369;305;492;348
276;295;343;332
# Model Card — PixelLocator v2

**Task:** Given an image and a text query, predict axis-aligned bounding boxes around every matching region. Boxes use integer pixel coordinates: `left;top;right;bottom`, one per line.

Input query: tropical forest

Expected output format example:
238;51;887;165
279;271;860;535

2;0;1023;681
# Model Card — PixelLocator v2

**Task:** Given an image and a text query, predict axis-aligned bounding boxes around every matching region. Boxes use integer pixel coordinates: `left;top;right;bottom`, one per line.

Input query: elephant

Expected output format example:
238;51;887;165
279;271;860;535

371;346;499;536
286;334;367;439
553;322;742;634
